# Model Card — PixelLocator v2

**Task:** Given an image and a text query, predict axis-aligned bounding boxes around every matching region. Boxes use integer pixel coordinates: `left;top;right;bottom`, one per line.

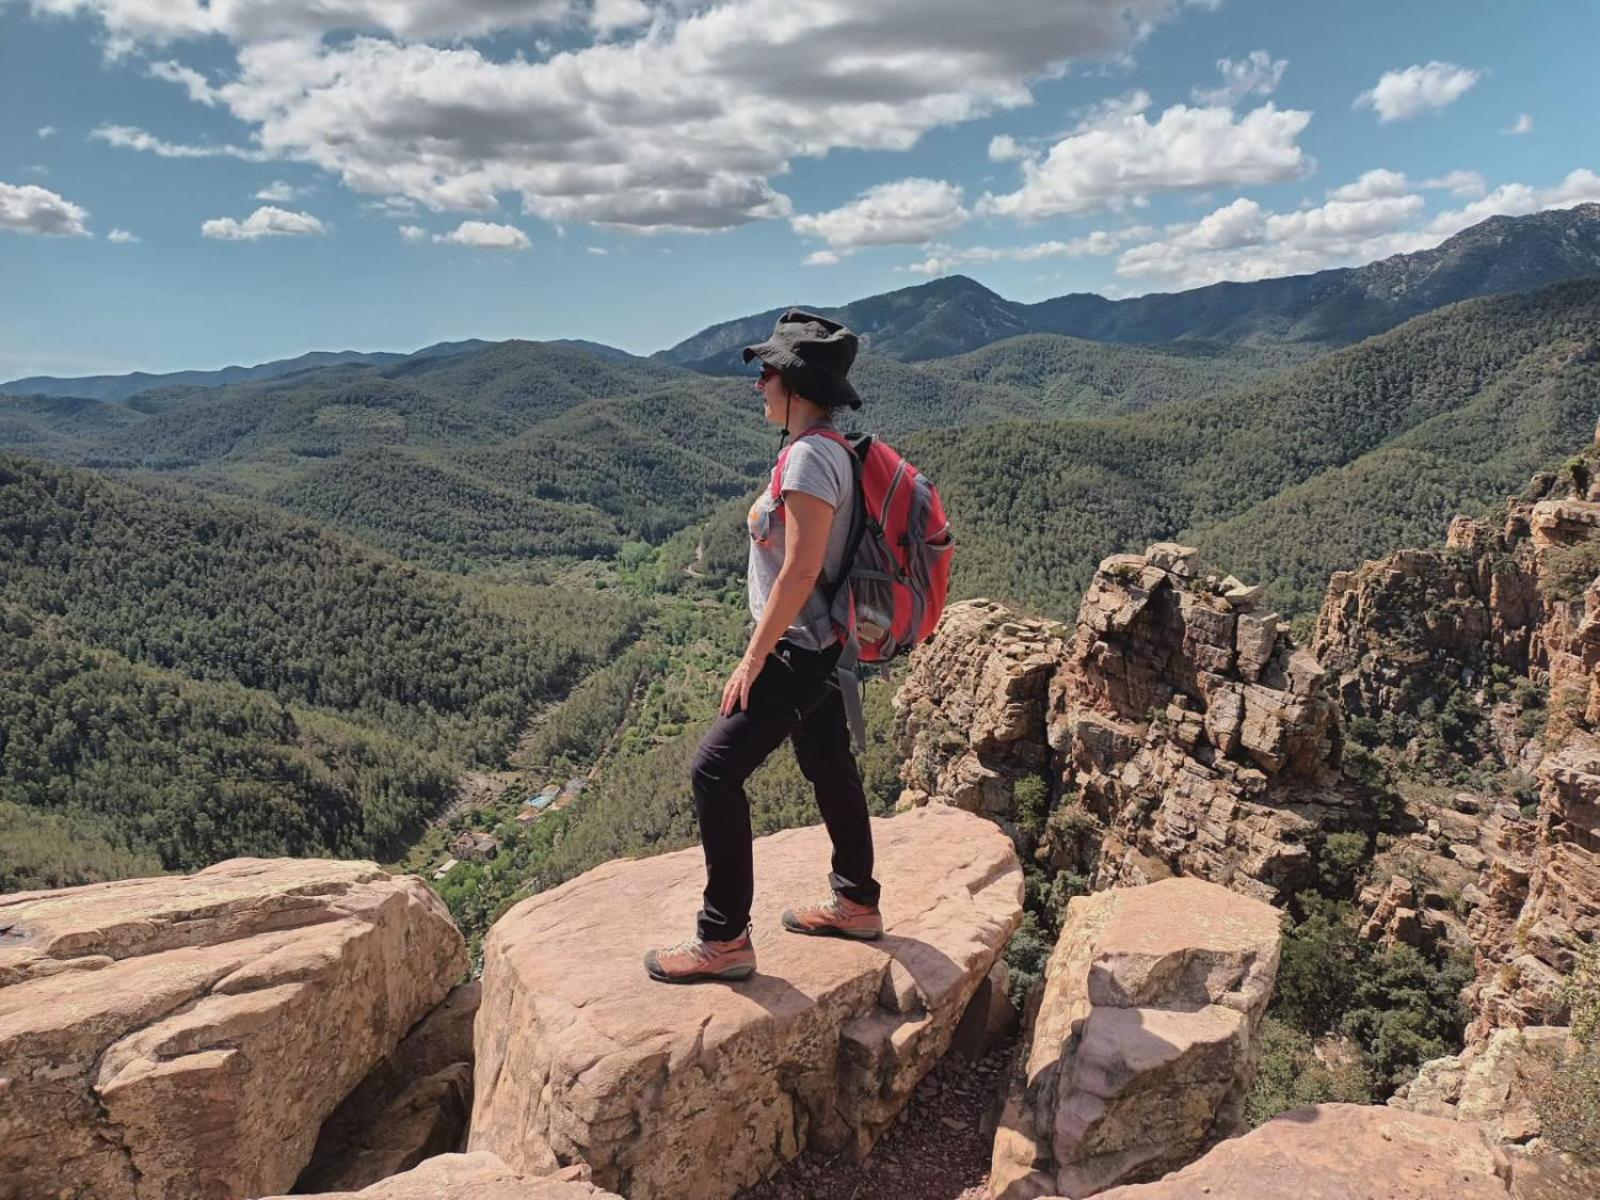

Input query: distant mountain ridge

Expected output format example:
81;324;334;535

657;204;1600;372
0;338;640;404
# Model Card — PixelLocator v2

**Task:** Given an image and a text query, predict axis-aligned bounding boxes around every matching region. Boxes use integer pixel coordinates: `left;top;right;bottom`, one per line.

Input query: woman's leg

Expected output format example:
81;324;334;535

790;683;880;907
690;655;806;941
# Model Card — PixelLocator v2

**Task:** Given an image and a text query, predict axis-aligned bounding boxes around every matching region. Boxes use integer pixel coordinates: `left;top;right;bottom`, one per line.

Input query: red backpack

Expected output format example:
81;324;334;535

773;428;954;663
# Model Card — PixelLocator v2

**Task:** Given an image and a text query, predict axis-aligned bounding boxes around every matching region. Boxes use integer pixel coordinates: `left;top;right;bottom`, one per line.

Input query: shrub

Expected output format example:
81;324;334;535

1536;1047;1600;1162
1004;911;1053;1012
1544;539;1600;601
1245;1018;1374;1126
1013;775;1049;841
1317;831;1371;900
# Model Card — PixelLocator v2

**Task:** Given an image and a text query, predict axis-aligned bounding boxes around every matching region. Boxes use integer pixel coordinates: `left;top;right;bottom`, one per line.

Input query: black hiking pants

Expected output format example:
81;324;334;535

691;637;881;943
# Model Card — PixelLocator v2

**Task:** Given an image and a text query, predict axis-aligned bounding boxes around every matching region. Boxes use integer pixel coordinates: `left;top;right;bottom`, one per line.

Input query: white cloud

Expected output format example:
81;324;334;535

255;180;306;201
791;178;968;251
0;182;91;236
1192;49;1286;106
585;244;608;255
107;227;139;242
55;0;1202;233
803;250;841;267
398;224;427;241
1420;169;1486;198
1354;61;1479;122
37;125;57;138
434;219;531;249
92;123;268;161
988;134;1025;162
981;95;1312;220
1114;166;1600;291
201;205;326;239
149;59;220;105
591;0;651;35
1327;168;1409;202
1426;169;1600;237
1505;113;1533;136
905;226;1149;276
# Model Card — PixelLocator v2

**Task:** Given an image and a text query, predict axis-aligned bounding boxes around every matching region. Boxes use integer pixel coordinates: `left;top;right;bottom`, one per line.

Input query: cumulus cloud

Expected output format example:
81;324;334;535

988;135;1025;162
1505;113;1533;136
591;0;651;35
1420;169;1486;198
1425;169;1600;237
92;123;268;161
107;228;139;242
1327;168;1410;202
0;182;91;236
398;224;427;241
980;94;1312;220
791;179;968;251
905;227;1146;276
37;125;57;138
1114;167;1600;291
56;0;1201;233
1354;62;1479;122
434;219;530;249
803;250;842;267
201;205;326;239
1192;50;1287;106
255;180;306;201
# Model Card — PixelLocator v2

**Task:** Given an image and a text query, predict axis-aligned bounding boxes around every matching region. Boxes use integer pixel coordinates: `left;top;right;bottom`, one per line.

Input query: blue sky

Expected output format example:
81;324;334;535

1;0;1595;378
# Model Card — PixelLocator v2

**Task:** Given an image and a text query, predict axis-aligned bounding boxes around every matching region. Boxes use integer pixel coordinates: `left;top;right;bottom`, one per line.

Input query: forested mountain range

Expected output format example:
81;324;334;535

0;339;496;404
0;454;644;889
657;204;1600;372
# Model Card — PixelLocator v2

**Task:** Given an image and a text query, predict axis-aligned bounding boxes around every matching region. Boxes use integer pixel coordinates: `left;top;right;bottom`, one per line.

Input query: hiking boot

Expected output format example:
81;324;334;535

781;894;883;940
644;933;756;984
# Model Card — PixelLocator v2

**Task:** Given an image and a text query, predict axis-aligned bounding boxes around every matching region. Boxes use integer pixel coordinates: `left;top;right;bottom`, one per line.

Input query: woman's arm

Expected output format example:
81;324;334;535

720;489;835;716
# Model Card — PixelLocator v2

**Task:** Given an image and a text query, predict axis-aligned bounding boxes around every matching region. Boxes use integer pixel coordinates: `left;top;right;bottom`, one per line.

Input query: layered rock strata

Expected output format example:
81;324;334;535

1391;1025;1577;1145
469;805;1023;1200
266;1152;617;1199
894;598;1067;824
1087;1103;1514;1200
0;858;467;1200
1314;442;1600;1041
989;877;1281;1199
897;546;1353;908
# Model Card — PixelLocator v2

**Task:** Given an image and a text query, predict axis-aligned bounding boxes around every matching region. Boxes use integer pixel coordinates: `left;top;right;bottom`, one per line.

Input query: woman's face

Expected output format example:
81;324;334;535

755;363;790;425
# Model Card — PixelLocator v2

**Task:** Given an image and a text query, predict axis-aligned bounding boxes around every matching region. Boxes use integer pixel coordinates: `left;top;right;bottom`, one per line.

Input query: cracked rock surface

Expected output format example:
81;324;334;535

265;1151;619;1199
0;858;466;1200
469;806;1023;1200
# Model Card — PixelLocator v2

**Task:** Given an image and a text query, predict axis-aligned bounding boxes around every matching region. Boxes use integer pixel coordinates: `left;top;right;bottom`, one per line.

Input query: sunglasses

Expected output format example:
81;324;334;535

756;364;778;384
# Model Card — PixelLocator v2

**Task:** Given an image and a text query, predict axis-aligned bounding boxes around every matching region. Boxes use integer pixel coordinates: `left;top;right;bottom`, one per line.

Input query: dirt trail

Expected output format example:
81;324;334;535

735;1041;1014;1200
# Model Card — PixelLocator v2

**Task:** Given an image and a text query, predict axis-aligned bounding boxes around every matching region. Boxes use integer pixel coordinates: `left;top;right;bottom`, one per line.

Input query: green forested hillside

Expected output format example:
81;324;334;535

0;454;645;888
897;280;1600;619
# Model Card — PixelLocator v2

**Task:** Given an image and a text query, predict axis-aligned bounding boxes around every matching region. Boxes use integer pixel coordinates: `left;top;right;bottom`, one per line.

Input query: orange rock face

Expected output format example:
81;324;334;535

469;806;1023;1200
0;858;467;1200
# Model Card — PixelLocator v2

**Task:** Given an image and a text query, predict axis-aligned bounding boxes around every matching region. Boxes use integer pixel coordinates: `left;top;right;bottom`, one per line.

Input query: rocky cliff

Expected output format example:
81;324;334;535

897;544;1356;909
1314;430;1600;1041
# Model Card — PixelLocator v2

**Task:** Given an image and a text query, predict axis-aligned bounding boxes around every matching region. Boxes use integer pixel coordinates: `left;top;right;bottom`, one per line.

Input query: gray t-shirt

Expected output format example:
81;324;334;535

746;423;856;651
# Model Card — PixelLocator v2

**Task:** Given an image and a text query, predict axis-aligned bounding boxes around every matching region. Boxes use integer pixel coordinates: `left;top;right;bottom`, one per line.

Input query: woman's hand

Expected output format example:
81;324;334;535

720;652;765;717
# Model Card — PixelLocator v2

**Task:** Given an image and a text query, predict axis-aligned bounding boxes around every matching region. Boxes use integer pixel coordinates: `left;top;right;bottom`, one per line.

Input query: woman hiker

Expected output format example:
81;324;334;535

645;309;884;984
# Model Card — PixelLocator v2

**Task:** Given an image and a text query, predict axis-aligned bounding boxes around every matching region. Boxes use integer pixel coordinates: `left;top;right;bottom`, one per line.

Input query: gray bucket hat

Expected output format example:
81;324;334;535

742;308;862;410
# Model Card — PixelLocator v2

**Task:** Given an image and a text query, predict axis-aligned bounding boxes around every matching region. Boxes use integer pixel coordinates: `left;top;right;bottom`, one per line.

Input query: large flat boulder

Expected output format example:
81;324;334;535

1089;1103;1512;1199
470;805;1023;1200
991;877;1281;1199
266;1152;618;1198
0;858;466;1200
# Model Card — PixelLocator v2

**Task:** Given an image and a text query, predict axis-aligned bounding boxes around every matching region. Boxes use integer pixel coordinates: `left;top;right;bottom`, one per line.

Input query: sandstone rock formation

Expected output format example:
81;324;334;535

895;598;1067;824
297;980;483;1192
897;546;1354;909
266;1151;618;1199
1087;1103;1514;1200
1391;1025;1576;1145
989;877;1281;1199
469;805;1022;1200
1314;437;1600;1042
0;858;467;1200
